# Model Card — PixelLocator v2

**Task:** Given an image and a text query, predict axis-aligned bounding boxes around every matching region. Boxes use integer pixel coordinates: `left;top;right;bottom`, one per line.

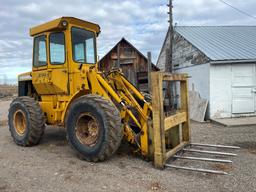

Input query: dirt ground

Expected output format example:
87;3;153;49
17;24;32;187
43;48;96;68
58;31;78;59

0;99;11;124
0;99;256;192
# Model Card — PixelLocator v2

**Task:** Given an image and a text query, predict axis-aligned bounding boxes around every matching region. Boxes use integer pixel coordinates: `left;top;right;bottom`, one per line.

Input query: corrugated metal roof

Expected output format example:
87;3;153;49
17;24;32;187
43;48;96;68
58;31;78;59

175;26;256;61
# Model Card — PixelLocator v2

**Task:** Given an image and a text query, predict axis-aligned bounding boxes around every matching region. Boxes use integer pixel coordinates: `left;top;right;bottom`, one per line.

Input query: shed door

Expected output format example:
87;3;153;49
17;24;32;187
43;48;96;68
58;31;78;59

231;64;255;114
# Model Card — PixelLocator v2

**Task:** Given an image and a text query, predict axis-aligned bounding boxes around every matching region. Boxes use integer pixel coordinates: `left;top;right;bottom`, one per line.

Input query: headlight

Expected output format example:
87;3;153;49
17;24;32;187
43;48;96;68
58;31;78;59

62;21;68;27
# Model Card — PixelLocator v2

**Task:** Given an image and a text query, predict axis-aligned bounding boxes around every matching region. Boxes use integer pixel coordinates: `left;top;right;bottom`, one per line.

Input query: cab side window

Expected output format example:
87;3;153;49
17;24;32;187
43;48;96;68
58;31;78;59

33;35;47;67
71;27;96;64
49;32;65;64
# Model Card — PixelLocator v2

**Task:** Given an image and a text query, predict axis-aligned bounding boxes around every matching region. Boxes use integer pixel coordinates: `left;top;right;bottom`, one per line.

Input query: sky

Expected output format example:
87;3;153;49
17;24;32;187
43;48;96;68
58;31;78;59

0;0;255;83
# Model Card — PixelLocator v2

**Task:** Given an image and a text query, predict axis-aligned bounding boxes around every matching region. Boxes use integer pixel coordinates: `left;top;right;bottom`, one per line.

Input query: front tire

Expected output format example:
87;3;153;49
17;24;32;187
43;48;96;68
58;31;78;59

65;95;123;162
8;96;45;146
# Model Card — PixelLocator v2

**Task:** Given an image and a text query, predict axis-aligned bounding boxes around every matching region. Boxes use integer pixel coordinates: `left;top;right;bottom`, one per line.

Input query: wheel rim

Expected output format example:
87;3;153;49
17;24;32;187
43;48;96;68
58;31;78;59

13;110;27;136
75;113;100;147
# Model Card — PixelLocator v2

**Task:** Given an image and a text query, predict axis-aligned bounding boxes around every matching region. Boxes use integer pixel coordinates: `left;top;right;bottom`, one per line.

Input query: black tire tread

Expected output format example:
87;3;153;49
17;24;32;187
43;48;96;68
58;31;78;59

8;96;45;146
66;94;123;162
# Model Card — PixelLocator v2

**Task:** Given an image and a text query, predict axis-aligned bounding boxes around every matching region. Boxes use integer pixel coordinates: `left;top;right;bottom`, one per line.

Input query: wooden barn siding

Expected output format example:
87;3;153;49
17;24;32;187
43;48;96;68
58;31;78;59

157;31;210;71
99;40;155;92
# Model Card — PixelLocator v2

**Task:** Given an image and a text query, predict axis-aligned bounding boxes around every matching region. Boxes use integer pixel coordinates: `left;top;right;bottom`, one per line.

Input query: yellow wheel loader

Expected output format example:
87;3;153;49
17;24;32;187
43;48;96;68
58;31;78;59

8;17;238;173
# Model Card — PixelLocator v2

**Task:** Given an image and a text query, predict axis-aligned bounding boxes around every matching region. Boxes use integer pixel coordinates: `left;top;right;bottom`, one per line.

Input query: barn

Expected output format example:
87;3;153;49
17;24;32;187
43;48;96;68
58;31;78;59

157;26;256;119
99;38;158;93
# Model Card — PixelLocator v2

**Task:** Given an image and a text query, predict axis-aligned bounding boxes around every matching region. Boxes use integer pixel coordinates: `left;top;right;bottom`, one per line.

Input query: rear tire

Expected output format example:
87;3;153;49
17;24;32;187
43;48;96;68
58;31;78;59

8;96;45;146
65;94;123;162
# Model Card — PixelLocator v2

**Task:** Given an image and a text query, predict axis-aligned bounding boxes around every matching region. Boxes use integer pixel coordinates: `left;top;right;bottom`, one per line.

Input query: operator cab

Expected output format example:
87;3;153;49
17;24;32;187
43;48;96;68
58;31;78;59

25;17;101;95
30;17;100;69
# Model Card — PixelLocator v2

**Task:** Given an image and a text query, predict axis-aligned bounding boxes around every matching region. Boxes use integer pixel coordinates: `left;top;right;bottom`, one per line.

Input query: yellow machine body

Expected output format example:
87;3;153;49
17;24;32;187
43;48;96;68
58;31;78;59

18;17;190;168
18;17;152;156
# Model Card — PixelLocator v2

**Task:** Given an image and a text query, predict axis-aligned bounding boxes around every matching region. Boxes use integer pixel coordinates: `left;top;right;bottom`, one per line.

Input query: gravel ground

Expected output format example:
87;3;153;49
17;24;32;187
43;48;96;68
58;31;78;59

0;98;256;192
0;100;11;124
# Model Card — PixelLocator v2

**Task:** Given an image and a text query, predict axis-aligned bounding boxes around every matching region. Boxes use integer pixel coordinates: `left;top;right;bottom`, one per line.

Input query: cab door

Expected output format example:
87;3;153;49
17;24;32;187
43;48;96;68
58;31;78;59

47;32;68;94
32;32;68;95
32;34;52;95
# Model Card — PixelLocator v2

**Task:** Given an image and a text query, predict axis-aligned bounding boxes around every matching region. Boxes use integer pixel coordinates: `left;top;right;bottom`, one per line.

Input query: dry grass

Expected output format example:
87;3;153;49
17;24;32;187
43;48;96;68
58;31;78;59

0;120;7;126
0;85;17;98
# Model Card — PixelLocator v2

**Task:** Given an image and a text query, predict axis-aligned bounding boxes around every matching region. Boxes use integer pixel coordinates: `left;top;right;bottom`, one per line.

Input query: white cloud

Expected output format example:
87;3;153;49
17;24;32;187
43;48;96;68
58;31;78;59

17;2;41;14
173;0;255;25
0;0;255;82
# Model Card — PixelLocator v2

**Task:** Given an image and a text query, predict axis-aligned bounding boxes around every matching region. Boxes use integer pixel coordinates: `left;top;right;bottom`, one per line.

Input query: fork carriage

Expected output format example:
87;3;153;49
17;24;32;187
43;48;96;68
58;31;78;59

150;72;239;174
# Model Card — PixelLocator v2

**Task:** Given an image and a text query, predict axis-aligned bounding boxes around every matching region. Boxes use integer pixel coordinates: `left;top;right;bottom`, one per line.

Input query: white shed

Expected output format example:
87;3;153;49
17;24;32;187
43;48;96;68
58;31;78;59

157;26;256;119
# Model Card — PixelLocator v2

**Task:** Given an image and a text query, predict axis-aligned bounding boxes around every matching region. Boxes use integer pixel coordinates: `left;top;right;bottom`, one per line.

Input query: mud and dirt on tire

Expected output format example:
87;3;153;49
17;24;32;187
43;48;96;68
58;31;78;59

8;96;45;146
65;94;123;162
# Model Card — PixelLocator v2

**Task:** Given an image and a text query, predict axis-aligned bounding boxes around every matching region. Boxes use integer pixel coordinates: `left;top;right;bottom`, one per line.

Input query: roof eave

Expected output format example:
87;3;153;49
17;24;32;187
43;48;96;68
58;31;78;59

210;59;256;64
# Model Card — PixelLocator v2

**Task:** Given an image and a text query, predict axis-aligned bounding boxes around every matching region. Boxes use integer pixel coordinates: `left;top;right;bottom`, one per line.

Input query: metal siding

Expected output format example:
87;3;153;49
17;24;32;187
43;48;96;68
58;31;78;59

175;26;256;61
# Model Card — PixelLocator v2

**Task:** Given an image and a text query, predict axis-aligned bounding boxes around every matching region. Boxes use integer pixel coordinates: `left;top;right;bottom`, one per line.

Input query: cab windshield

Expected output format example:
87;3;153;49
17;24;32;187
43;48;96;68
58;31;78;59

71;27;96;64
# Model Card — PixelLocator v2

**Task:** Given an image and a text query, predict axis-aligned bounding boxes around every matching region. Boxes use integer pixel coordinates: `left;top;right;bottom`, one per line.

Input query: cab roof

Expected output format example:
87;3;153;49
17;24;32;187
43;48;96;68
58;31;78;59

30;17;101;37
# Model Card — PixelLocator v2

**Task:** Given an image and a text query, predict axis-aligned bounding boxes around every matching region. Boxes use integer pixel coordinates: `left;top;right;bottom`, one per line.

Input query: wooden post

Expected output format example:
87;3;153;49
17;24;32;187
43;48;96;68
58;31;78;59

165;48;172;108
166;0;175;108
117;43;120;68
181;78;190;142
147;51;152;93
151;72;165;169
166;1;180;148
167;0;173;73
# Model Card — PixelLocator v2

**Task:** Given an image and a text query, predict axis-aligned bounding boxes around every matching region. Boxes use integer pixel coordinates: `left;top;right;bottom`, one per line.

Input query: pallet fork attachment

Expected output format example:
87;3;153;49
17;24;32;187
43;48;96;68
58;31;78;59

150;72;239;175
151;72;190;169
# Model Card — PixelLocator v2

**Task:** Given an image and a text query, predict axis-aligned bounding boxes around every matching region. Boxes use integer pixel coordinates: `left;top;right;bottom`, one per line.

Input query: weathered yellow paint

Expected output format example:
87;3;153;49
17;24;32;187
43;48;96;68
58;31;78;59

18;72;32;81
30;17;100;37
17;17;190;164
